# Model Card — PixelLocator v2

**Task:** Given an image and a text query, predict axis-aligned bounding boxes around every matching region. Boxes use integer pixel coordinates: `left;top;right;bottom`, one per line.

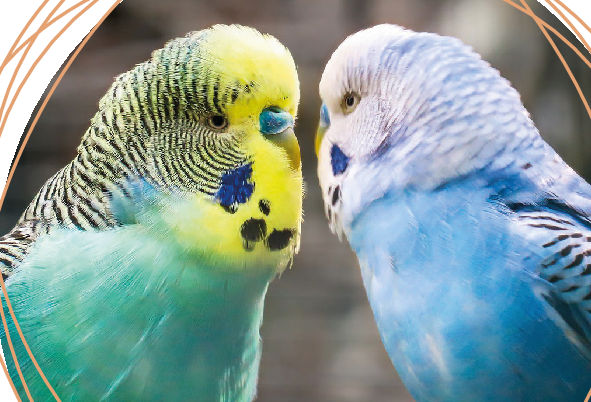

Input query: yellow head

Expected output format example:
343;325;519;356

117;25;304;272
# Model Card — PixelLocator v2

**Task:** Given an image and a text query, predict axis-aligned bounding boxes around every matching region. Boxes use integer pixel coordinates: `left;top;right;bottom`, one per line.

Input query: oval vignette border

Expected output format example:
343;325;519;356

0;1;122;401
0;1;590;401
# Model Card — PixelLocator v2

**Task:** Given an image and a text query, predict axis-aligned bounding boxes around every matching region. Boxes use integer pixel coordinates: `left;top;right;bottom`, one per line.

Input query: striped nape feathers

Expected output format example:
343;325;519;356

1;24;303;276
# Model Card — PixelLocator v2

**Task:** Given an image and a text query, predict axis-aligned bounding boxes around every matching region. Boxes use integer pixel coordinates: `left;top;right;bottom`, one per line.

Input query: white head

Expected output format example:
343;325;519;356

316;24;544;236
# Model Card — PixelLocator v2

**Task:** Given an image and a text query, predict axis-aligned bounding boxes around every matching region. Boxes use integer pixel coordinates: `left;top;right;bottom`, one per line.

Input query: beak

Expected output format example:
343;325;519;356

268;127;301;171
260;107;301;171
315;103;330;157
315;125;325;157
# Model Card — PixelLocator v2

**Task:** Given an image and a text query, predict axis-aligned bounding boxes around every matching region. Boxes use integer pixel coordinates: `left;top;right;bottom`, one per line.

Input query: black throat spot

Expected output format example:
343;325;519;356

266;229;295;251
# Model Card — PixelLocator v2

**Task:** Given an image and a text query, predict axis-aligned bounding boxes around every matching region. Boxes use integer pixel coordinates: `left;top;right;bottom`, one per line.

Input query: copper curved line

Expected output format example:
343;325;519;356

0;2;123;401
502;0;591;69
0;1;586;402
519;0;591;396
0;1;109;397
503;0;591;122
546;0;590;53
1;0;96;133
0;0;107;211
533;16;591;69
520;0;591;120
0;0;50;73
0;0;102;141
0;0;67;139
0;2;70;400
551;0;591;39
3;0;95;69
0;352;21;402
501;0;528;14
0;296;31;401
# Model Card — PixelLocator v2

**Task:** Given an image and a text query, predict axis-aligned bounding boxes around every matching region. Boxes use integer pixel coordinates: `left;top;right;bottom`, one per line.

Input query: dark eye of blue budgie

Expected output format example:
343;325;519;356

330;144;349;176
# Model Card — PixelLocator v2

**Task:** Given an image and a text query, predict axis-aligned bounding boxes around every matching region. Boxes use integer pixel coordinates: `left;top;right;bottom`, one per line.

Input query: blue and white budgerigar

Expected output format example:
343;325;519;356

0;24;303;402
316;24;591;402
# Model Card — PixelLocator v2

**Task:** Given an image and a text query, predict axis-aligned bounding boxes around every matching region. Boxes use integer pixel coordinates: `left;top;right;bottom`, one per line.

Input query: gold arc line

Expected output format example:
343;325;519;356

0;61;32;396
501;0;591;68
0;0;68;140
518;0;591;398
0;299;23;402
545;0;591;53
501;0;530;14
502;0;591;39
531;11;591;68
0;2;587;402
0;0;97;137
503;0;591;122
0;35;42;140
0;0;50;74
0;2;123;402
0;0;99;211
551;0;591;39
0;357;21;402
0;0;101;142
0;0;106;398
538;20;591;69
3;0;95;70
0;0;69;397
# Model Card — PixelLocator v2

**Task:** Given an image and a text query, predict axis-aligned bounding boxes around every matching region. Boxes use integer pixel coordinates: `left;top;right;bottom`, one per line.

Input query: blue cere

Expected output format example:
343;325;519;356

215;164;254;207
330;144;349;176
320;103;330;128
259;107;294;135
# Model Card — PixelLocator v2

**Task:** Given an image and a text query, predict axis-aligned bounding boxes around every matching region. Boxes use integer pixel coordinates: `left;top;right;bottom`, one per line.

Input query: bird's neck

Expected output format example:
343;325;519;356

348;185;492;258
134;258;276;401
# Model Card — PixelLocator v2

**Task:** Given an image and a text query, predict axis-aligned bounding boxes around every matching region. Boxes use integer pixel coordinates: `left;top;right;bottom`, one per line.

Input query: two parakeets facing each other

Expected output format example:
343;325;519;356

316;24;591;402
0;25;303;402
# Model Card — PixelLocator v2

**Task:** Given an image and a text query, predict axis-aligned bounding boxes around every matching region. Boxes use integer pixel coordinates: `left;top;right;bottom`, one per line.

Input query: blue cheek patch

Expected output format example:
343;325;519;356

330;144;349;176
260;107;294;135
215;163;254;207
320;103;330;128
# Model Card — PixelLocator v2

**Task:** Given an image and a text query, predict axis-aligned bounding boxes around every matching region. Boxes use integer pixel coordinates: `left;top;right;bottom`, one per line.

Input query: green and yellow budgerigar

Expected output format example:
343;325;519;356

0;24;302;402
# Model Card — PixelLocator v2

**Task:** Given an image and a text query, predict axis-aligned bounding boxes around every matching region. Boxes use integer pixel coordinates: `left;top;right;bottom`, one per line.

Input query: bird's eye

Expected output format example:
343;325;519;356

341;92;360;114
207;114;228;131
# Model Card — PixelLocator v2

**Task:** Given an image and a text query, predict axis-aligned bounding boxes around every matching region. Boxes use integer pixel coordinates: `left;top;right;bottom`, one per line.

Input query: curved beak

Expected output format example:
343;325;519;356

315;103;330;157
267;127;301;171
260;107;301;171
315;125;326;157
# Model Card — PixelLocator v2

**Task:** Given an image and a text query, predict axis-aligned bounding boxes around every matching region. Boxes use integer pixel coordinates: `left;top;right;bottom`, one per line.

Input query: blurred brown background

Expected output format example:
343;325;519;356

1;1;590;401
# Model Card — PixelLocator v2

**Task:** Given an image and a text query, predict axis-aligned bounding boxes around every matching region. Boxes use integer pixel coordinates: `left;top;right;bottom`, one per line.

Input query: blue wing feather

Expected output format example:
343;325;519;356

348;181;591;402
